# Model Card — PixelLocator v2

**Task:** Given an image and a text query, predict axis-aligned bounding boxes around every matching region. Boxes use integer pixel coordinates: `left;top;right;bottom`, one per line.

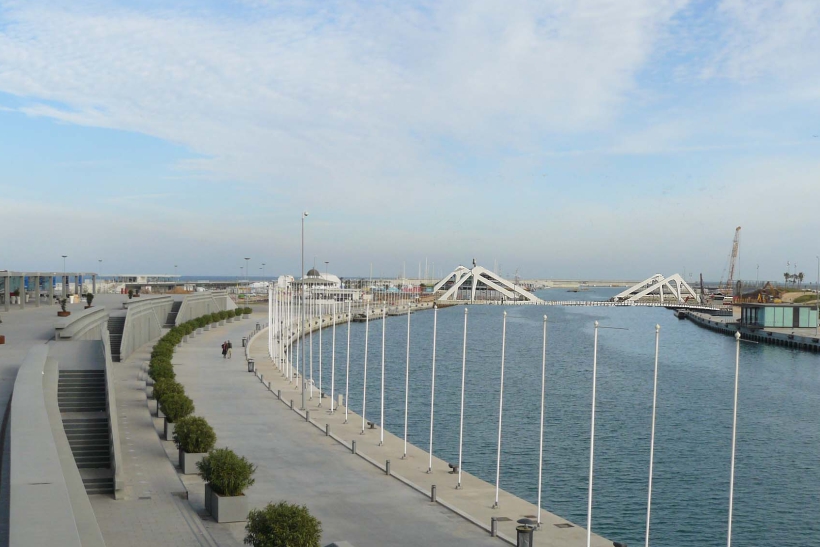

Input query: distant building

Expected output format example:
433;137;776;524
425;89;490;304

740;303;819;329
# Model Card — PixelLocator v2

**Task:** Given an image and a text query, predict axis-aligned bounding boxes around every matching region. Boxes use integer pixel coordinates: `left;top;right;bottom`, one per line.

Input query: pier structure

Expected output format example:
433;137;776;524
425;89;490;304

611;273;700;304
432;262;543;303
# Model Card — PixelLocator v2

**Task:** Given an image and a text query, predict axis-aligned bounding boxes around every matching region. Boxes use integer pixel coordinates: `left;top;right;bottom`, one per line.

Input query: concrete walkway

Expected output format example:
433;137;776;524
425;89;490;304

89;335;239;547
174;315;508;547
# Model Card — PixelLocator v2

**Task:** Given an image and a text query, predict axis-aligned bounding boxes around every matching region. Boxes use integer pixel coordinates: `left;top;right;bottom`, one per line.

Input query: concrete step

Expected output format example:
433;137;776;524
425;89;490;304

76;461;111;469
83;477;114;495
64;429;109;437
59;404;107;412
64;423;108;431
68;442;109;451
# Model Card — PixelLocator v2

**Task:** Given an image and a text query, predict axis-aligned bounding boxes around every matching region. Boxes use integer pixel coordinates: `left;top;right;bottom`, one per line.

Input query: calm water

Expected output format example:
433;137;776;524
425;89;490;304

295;288;820;547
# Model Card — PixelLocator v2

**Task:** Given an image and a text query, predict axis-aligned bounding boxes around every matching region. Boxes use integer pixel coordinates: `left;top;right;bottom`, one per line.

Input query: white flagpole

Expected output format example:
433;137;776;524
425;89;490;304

645;325;660;547
293;287;299;385
331;301;336;412
268;286;273;361
537;314;547;527
587;321;599;547
403;301;411;459
310;293;315;398
493;311;507;508
380;307;387;446
318;298;323;406
361;302;371;433
728;331;741;547
457;308;468;489
345;300;351;423
427;304;438;473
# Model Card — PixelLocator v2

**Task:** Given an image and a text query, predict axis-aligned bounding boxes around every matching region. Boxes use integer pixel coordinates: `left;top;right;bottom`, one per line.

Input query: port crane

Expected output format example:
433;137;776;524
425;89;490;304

719;226;741;296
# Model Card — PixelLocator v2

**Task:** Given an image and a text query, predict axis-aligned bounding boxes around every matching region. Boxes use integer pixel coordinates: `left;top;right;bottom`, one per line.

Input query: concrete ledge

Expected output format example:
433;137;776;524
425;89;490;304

120;296;174;361
102;327;125;497
175;291;235;326
54;306;109;341
9;346;82;547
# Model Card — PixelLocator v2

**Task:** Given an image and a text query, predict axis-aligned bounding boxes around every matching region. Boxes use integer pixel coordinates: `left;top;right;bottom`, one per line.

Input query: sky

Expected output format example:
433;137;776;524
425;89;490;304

1;0;818;281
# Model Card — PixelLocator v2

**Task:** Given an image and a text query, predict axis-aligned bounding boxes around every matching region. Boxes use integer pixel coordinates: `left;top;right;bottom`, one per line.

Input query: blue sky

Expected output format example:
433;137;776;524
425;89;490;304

1;0;818;281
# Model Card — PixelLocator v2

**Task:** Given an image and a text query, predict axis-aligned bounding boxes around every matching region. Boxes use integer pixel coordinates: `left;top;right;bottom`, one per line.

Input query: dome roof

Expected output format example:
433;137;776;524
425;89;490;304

307;268;321;277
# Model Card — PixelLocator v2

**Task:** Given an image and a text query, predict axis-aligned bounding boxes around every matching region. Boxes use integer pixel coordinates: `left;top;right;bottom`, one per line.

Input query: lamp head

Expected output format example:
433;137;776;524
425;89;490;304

303;211;309;217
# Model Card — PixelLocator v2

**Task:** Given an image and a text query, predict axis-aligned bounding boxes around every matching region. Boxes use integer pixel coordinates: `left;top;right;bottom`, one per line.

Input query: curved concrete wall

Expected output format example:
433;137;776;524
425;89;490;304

175;291;235;325
119;296;174;361
9;347;82;547
54;306;109;341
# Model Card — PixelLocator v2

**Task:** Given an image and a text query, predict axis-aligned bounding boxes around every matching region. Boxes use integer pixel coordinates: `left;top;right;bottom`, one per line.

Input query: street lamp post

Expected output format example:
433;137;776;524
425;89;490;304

62;255;67;298
816;256;819;336
262;263;266;280
301;211;309;409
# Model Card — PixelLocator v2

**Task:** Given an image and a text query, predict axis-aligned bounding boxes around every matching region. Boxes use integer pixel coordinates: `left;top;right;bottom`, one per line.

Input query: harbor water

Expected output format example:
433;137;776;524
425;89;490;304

298;288;820;547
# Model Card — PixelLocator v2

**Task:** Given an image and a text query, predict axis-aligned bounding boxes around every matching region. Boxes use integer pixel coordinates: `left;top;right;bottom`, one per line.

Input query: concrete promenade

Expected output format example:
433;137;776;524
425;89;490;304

195;308;611;546
173;315;511;547
90;337;238;547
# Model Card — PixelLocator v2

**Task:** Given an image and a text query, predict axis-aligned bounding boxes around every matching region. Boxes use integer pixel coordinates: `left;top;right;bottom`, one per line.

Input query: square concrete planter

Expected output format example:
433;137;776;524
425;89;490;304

164;419;175;440
196;328;203;335
179;449;206;475
204;325;210;331
183;335;189;343
211;491;247;523
243;314;250;320
219;320;225;326
227;317;234;323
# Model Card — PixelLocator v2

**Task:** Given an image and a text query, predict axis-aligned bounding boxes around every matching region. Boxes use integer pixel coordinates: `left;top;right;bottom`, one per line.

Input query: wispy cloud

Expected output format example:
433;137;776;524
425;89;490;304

0;0;686;200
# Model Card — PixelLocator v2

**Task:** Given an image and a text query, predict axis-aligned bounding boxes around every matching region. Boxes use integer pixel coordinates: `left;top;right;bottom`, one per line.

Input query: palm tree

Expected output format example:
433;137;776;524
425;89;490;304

785;272;790;287
798;272;804;289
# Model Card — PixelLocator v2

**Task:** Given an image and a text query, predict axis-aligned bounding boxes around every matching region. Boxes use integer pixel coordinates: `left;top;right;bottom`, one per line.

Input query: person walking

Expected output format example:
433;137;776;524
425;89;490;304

221;341;228;359
227;340;232;359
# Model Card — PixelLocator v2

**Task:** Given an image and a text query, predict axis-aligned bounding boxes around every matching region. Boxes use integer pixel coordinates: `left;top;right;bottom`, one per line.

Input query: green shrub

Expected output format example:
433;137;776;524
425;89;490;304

197;448;256;497
243;307;253;315
152;343;174;360
153;378;185;403
149;361;175;381
173;416;217;454
160;392;194;423
234;308;243;317
219;310;229;320
245;502;322;547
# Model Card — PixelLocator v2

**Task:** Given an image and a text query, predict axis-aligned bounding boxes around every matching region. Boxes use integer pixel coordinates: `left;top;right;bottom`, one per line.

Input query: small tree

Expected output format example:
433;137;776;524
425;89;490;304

197;448;256;497
245;502;322;547
173;416;217;454
128;289;134;299
160;392;194;423
153;378;185;403
86;293;94;307
59;298;68;312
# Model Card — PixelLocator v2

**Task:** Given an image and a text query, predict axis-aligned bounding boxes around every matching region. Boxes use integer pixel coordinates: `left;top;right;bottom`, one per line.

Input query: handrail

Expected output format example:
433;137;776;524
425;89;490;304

54;306;109;341
101;327;125;498
9;346;82;547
